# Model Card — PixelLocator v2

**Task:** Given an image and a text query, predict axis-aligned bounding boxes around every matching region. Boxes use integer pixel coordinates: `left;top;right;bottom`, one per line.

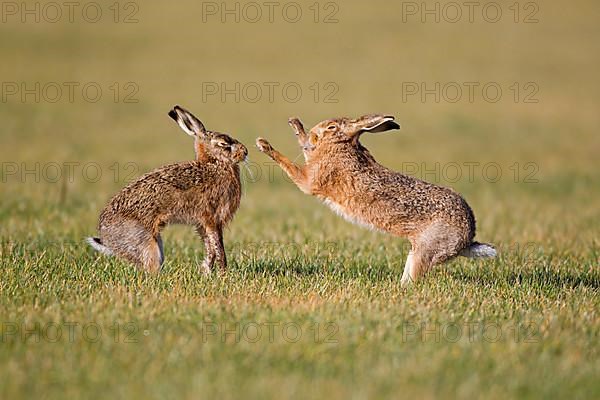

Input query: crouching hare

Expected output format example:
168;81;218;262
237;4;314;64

256;115;496;286
87;106;248;274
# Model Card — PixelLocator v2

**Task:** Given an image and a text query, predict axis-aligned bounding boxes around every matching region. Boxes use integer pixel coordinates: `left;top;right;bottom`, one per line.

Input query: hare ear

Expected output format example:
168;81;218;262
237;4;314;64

351;114;400;135
168;105;208;138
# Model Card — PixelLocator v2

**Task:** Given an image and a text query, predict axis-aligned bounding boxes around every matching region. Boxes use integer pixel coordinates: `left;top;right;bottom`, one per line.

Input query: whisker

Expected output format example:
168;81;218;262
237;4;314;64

242;159;254;181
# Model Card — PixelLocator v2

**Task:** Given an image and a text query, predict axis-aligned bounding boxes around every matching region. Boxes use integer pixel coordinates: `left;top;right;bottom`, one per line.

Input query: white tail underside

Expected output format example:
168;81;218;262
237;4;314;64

460;242;497;258
86;237;113;256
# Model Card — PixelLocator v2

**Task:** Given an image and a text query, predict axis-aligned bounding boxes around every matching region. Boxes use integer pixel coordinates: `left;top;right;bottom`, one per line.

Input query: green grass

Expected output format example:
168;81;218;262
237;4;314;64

1;0;599;399
1;238;598;399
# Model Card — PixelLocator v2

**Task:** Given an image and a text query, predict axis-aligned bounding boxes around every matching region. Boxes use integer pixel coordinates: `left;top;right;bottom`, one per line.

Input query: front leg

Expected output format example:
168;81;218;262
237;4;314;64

214;227;227;273
288;117;307;145
203;225;227;274
197;224;216;275
288;117;313;161
256;138;311;194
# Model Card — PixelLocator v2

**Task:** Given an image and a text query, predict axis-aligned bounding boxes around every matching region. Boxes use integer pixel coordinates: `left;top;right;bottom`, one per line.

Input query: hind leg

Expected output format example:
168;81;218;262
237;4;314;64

401;222;469;286
139;234;164;273
401;248;433;287
156;235;164;264
100;219;163;273
400;251;414;287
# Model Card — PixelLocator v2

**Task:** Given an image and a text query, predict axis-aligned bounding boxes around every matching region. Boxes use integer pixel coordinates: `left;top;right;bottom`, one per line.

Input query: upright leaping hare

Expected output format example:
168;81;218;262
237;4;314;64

256;115;496;286
88;106;248;274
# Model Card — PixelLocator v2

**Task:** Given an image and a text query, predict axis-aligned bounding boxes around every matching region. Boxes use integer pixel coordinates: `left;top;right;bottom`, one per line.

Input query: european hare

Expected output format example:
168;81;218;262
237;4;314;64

256;115;496;286
87;106;248;274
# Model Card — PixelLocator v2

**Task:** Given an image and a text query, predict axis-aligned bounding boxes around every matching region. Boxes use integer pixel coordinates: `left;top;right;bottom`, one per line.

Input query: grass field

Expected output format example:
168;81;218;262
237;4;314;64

1;0;599;398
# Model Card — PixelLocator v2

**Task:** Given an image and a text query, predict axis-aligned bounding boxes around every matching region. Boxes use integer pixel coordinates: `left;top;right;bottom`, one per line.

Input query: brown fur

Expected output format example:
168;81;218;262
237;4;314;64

89;106;247;274
257;114;494;286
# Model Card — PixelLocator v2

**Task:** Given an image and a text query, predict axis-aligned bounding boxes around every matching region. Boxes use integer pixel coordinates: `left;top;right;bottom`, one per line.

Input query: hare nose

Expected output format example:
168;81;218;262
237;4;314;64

236;144;248;159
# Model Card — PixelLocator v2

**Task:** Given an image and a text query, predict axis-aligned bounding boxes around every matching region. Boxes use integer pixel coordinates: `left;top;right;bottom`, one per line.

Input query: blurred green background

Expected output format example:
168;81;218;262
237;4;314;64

0;1;598;399
1;0;598;245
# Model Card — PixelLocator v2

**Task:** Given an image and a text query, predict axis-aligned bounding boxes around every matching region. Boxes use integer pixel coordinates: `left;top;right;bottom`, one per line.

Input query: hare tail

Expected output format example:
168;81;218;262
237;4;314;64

86;237;113;256
459;241;497;258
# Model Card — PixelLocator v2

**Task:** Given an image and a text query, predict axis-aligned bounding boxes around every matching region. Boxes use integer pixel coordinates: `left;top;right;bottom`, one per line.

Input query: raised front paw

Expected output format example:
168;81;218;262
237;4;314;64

256;137;274;154
288;117;302;129
288;117;306;137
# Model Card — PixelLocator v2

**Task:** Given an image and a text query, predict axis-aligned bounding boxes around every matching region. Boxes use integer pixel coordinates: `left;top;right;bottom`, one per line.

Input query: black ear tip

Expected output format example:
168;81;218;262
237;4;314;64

168;109;178;120
390;121;401;130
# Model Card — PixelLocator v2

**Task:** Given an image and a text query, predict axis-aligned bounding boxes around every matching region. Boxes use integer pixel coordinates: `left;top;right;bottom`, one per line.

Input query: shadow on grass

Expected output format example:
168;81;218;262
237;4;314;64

238;257;401;282
449;266;600;290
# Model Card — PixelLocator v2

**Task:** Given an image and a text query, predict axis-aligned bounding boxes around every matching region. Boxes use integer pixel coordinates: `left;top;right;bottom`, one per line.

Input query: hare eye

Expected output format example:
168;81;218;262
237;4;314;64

327;125;336;130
